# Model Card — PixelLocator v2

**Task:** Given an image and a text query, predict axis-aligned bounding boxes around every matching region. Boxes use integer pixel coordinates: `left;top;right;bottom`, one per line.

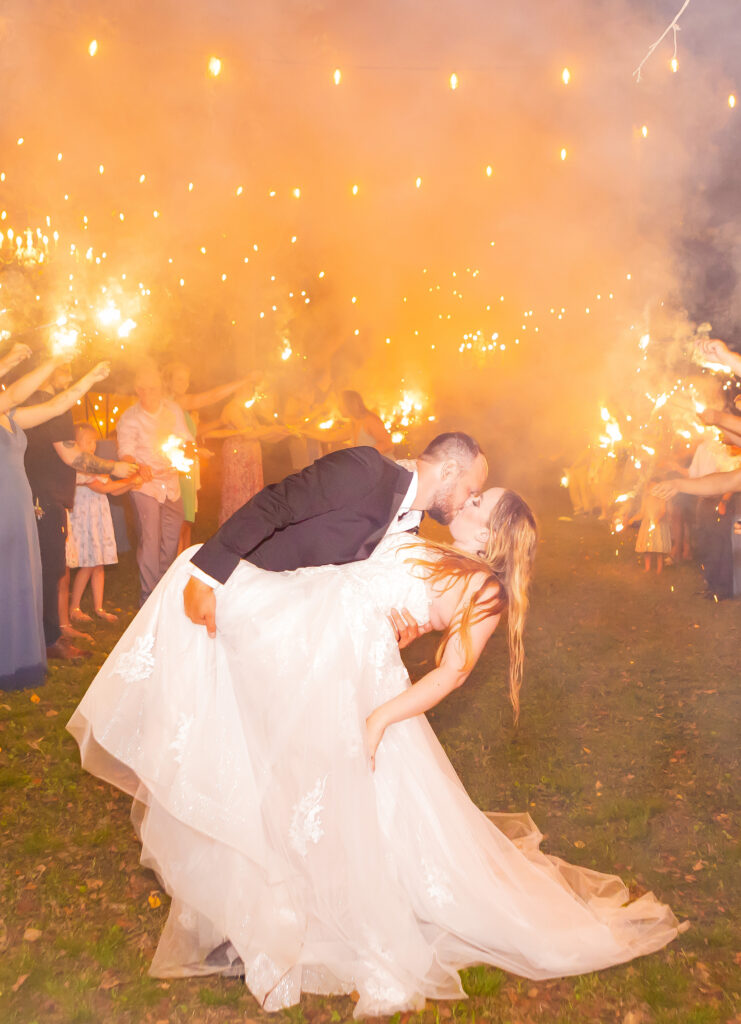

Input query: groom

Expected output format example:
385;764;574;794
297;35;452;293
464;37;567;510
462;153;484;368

184;432;487;638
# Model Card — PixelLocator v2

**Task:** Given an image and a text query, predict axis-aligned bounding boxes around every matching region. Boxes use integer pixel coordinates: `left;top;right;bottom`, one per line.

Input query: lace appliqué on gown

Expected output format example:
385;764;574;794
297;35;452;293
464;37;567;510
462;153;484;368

113;634;155;683
289;775;328;857
169;713;194;765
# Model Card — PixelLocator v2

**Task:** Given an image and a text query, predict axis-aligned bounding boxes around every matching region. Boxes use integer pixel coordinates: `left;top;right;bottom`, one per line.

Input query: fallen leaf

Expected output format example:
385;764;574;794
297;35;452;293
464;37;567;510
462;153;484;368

99;970;121;990
23;927;42;942
30;693;41;704
148;890;162;908
573;840;586;848
527;986;539;998
622;1012;647;1024
12;974;29;993
692;860;705;872
45;709;58;718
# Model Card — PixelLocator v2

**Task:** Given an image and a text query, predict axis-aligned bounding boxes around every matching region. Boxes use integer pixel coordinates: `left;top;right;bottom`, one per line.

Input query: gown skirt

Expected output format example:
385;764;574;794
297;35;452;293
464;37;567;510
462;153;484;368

68;539;684;1018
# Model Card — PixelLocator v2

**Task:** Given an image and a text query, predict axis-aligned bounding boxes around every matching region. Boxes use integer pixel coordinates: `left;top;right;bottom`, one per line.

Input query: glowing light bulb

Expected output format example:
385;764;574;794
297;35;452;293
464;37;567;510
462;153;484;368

560;147;567;161
729;94;737;109
641;124;648;138
88;39;98;57
236;185;243;195
351;184;359;195
415;176;422;188
485;165;493;177
449;72;458;90
208;56;222;77
561;67;570;85
139;173;146;183
188;182;194;192
292;187;301;198
333;68;341;85
98;164;104;174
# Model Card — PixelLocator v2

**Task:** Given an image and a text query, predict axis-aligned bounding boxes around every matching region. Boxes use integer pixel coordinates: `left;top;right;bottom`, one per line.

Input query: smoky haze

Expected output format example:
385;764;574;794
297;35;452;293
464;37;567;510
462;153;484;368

0;0;739;496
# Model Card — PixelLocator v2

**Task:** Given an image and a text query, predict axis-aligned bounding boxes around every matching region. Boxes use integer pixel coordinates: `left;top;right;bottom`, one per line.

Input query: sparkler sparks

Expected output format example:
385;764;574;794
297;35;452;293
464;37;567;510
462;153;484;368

161;435;193;473
51;322;80;356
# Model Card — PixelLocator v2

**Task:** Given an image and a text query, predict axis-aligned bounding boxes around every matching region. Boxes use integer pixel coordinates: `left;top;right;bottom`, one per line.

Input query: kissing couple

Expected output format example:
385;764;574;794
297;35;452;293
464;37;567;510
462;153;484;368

69;432;683;1017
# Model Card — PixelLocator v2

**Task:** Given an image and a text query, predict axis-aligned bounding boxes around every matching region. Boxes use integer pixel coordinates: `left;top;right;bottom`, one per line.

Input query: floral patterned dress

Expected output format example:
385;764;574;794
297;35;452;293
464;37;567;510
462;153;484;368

66;474;118;568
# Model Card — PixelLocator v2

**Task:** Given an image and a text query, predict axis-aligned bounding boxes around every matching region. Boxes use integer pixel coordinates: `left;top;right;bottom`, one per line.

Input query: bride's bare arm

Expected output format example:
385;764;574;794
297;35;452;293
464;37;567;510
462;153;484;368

366;595;501;769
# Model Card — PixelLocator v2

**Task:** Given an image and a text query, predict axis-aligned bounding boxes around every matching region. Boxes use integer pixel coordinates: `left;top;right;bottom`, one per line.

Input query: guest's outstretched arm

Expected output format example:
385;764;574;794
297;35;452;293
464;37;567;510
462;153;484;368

0;343;32;382
653;467;741;499
13;362;111;430
0;355;61;414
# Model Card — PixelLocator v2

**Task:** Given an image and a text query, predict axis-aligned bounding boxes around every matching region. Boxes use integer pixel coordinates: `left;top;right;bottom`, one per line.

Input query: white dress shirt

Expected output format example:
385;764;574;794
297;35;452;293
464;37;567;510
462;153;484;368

116;399;193;503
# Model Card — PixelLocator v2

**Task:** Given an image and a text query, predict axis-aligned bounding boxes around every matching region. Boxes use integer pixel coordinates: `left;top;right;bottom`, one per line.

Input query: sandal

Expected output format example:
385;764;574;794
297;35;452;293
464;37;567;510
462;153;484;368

70;607;93;623
95;608;118;623
62;622;88;638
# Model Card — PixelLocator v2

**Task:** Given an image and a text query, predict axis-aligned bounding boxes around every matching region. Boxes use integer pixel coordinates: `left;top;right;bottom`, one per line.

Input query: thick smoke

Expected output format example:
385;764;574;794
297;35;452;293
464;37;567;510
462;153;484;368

0;0;738;495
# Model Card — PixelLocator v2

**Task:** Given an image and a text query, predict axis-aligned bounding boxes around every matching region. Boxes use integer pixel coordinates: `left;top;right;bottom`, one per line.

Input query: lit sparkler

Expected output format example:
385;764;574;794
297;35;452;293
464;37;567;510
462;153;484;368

161;435;193;473
51;322;80;356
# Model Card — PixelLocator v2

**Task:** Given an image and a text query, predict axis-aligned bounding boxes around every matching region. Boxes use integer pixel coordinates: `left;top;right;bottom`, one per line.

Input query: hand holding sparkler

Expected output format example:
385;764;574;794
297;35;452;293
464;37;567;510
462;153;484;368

0;342;32;376
651;480;680;500
88;361;112;384
696;338;741;377
111;460;139;479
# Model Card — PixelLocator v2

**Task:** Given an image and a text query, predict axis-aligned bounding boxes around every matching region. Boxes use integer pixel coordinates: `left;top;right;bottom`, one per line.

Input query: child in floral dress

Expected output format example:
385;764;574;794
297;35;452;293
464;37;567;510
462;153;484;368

67;423;141;622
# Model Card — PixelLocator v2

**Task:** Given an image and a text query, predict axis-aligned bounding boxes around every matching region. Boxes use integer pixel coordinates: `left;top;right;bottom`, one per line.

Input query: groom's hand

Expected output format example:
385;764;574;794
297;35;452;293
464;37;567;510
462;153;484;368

183;576;217;638
389;607;432;649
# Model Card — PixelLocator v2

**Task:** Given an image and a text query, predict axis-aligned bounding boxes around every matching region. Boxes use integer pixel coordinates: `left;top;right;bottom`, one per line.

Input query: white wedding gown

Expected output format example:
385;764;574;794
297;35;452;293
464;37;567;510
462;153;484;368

68;535;683;1017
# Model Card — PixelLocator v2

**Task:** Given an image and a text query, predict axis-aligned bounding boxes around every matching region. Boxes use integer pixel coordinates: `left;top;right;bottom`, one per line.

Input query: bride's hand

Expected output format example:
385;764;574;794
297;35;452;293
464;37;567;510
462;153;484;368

365;711;386;772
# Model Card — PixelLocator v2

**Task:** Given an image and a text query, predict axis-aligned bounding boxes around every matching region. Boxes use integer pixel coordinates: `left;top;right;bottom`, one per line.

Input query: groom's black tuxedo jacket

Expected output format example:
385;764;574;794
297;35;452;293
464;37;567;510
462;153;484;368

190;446;414;585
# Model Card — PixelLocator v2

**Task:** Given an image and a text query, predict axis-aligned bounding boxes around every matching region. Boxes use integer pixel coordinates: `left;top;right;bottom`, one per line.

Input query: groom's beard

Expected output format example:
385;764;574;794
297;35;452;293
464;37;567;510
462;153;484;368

426;484;459;525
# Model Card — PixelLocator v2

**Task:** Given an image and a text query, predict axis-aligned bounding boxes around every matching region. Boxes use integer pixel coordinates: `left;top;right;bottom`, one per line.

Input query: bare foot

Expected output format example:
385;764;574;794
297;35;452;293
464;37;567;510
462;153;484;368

95;608;118;623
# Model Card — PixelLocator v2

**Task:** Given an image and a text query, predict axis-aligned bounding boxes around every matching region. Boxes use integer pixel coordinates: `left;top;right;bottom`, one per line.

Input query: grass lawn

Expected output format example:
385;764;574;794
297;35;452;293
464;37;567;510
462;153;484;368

1;510;739;1024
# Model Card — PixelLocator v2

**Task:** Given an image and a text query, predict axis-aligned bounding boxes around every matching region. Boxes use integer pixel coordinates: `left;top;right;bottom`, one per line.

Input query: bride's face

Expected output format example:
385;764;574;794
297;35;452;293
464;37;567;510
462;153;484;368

448;487;505;553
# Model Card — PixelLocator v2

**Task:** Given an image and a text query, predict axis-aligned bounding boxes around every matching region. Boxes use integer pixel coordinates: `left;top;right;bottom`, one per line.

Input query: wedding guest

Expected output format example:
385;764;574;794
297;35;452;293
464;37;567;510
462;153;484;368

22;360;138;662
116;359;191;605
633;483;671;574
67;423;143;624
162;361;249;552
1;353;113;686
339;389;393;453
202;386;291;525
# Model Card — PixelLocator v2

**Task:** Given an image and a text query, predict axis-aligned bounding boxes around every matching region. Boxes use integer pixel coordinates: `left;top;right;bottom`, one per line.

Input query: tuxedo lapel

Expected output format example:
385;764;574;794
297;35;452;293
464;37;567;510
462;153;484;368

354;461;413;560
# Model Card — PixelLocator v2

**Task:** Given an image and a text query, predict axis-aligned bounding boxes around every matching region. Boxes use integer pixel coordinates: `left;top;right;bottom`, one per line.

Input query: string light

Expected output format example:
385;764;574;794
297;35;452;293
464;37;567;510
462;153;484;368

449;72;458;90
561;67;570;85
208;56;222;77
333;68;341;85
729;94;737;109
88;40;98;57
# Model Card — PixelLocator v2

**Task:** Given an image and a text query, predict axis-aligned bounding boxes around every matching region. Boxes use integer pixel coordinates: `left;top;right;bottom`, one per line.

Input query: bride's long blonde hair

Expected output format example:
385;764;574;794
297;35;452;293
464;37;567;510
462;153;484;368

406;490;537;722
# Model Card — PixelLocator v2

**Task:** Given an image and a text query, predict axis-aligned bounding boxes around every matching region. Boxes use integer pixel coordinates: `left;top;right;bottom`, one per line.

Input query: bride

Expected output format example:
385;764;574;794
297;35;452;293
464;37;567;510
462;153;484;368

68;487;683;1018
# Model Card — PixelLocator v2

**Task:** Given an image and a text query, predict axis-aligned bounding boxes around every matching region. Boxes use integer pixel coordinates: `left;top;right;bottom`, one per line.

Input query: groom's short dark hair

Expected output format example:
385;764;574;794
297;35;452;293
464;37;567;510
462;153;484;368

419;432;482;465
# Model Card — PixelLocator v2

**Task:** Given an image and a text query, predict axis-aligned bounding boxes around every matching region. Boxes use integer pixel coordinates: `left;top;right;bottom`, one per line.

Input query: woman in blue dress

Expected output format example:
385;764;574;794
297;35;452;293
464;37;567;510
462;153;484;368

0;345;111;690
